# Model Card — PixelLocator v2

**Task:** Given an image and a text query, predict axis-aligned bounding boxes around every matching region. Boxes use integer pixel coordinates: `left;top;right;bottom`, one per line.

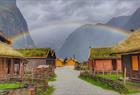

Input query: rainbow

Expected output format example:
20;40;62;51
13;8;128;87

11;24;130;44
95;24;130;36
11;32;31;44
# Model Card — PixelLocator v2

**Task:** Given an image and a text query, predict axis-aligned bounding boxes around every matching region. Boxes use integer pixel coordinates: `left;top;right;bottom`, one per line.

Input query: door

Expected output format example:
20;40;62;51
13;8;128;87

112;59;117;71
131;55;140;79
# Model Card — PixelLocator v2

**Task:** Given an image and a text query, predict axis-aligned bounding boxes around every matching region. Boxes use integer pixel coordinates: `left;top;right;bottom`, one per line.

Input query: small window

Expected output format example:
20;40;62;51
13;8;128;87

132;56;139;71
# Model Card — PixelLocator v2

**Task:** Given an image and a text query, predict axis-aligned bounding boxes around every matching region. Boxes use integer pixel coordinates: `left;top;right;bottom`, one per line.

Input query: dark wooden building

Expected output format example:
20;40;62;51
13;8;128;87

88;47;122;72
0;32;26;80
17;48;56;71
113;29;140;81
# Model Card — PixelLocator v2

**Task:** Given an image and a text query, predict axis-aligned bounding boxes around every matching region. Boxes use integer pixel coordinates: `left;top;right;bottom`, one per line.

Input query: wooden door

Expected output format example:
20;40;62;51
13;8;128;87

112;59;117;71
131;55;140;79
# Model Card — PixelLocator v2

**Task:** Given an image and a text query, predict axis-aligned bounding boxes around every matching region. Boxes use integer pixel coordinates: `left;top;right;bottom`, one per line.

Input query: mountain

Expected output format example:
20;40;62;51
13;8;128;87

106;16;130;29
0;0;35;48
58;24;128;61
106;7;140;31
123;7;140;30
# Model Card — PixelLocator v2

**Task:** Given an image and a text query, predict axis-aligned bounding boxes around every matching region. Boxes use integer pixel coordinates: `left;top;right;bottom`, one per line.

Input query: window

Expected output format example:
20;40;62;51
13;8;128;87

132;56;139;71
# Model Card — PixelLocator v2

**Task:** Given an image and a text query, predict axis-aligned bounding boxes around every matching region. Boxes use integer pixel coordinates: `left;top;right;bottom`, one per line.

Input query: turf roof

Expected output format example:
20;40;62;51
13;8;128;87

0;42;23;57
89;47;117;59
113;29;140;53
17;48;54;57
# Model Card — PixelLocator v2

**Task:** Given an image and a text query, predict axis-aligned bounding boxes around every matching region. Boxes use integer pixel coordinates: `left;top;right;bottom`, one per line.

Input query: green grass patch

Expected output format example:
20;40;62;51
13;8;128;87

0;82;22;89
125;82;140;94
79;76;113;90
96;74;122;80
48;75;56;82
36;86;55;95
79;75;140;94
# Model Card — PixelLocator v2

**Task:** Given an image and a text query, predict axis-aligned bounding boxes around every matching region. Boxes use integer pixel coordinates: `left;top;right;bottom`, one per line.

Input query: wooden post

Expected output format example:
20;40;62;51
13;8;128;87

3;58;7;79
10;59;14;78
93;68;96;76
20;62;24;82
123;67;126;85
93;60;96;76
103;69;105;76
116;70;118;78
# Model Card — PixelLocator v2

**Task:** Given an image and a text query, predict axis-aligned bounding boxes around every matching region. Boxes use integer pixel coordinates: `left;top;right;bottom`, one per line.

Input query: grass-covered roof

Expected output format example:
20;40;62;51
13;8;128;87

89;47;118;59
17;48;54;57
113;29;140;53
0;42;23;57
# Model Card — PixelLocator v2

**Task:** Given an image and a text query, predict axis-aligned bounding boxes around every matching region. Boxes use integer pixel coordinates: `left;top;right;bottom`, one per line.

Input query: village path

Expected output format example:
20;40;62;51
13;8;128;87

49;66;120;95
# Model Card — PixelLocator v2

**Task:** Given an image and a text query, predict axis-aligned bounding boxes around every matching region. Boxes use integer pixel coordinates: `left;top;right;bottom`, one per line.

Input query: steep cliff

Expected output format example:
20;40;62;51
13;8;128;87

0;0;35;48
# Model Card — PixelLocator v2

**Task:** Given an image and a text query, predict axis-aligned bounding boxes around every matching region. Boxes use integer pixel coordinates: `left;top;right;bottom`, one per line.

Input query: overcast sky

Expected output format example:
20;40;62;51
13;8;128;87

17;0;140;29
16;0;140;47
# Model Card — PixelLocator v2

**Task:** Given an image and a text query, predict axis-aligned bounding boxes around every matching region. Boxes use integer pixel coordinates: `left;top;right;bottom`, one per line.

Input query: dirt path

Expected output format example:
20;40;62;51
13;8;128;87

50;66;120;95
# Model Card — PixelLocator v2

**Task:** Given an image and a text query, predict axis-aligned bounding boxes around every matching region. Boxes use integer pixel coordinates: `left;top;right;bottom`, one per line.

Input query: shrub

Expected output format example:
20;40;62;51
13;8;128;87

80;72;128;94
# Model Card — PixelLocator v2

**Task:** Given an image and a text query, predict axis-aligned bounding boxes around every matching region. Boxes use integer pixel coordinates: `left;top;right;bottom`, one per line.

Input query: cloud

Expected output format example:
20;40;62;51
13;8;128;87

16;0;140;49
17;0;140;29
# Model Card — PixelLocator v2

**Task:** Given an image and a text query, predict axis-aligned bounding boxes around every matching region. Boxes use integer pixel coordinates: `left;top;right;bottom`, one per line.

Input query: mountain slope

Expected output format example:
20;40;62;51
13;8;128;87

58;24;128;61
106;16;130;29
123;7;140;30
0;0;35;48
106;7;140;31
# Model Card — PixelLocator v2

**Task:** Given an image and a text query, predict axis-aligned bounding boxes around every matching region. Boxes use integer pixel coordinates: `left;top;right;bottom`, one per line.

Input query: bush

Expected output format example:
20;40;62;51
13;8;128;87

80;72;128;94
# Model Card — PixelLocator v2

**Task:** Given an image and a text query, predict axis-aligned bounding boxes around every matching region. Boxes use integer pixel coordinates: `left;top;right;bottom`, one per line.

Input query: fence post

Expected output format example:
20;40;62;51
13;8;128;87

123;67;126;85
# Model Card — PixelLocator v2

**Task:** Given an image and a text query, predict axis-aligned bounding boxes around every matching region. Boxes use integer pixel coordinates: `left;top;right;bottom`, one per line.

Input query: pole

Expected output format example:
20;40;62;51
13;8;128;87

123;67;126;85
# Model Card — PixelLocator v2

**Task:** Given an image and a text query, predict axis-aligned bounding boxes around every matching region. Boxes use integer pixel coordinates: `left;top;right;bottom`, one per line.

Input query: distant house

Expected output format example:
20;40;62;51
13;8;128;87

66;58;77;66
113;29;140;81
55;58;64;67
17;48;56;71
0;32;26;80
88;47;122;73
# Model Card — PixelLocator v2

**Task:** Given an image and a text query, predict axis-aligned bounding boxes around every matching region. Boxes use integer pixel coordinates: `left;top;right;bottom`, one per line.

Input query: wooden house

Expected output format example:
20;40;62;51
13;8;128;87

66;58;77;66
88;47;122;73
55;58;64;67
17;48;56;71
0;32;26;80
113;29;140;81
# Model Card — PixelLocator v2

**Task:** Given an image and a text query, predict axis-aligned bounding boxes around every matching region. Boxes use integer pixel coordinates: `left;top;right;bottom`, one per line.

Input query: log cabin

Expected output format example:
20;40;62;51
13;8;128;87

17;48;56;71
113;29;140;81
66;58;77;66
88;47;122;73
55;58;64;67
0;32;26;80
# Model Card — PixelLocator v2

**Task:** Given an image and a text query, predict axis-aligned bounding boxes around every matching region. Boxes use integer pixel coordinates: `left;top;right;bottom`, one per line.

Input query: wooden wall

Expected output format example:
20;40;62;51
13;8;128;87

26;58;46;71
95;59;112;71
89;59;122;72
117;59;122;71
0;58;23;80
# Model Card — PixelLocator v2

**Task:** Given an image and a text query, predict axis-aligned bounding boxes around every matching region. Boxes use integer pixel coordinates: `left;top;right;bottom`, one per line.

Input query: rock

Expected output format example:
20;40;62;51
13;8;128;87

0;0;35;48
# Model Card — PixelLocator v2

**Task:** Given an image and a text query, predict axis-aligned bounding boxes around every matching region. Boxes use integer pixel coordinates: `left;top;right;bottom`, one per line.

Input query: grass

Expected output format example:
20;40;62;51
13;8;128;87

0;82;22;89
36;86;55;95
97;74;140;94
125;82;140;94
79;76;113;90
96;74;122;80
48;75;56;82
79;75;140;94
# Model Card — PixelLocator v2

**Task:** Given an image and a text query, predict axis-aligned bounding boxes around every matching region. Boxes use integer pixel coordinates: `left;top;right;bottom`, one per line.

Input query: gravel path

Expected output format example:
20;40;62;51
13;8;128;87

50;66;120;95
